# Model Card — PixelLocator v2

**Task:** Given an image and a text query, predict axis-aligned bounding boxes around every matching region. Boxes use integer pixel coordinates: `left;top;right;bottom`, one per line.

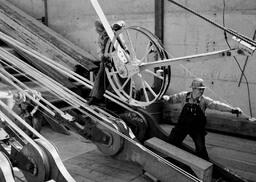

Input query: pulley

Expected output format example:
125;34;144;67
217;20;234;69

19;141;50;182
104;26;171;107
95;118;130;156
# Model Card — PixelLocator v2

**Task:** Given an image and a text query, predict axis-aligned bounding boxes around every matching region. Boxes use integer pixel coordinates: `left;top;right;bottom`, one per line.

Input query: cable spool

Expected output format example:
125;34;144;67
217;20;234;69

104;26;171;107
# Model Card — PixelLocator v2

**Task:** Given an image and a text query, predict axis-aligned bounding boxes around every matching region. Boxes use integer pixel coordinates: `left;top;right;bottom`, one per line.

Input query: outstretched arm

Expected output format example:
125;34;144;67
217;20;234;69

162;91;187;104
204;96;242;115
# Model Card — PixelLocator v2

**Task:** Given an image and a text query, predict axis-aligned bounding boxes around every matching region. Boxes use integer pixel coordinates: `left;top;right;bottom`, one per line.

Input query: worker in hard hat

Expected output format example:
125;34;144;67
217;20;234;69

162;78;242;160
88;20;126;105
0;89;42;138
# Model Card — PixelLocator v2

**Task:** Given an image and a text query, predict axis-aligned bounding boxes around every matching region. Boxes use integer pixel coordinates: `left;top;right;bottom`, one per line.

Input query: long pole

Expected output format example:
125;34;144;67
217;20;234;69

139;49;235;71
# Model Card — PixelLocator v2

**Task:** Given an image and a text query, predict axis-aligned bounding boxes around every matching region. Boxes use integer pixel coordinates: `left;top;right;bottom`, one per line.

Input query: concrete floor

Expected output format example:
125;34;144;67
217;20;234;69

13;124;256;182
41;127;149;182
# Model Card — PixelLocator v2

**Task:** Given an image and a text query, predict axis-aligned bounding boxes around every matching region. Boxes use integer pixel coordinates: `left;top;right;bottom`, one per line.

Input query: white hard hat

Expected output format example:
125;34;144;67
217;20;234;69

190;78;206;89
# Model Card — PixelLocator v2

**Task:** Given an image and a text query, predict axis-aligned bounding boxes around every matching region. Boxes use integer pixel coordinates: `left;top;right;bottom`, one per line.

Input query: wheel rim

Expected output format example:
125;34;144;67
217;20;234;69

105;26;171;107
21;143;50;182
95;119;125;156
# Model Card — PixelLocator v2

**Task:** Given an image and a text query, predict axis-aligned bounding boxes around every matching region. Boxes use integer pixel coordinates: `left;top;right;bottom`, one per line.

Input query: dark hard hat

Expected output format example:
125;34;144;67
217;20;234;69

112;20;126;31
190;78;206;89
95;20;105;33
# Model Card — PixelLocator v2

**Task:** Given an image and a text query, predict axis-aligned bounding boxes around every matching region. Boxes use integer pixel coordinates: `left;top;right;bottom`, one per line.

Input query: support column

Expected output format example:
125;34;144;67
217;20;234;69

43;0;48;26
155;0;164;44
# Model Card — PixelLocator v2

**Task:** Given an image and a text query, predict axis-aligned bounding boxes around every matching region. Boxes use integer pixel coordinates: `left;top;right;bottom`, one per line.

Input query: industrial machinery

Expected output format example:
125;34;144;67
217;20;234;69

0;0;254;181
0;93;76;181
91;0;255;107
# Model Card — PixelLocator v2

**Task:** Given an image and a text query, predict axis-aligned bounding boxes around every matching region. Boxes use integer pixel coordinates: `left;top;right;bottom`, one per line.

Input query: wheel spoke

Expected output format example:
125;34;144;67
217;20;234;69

139;74;149;102
144;80;157;97
125;29;136;59
129;80;133;99
141;42;154;63
121;77;131;90
135;32;138;56
144;69;164;80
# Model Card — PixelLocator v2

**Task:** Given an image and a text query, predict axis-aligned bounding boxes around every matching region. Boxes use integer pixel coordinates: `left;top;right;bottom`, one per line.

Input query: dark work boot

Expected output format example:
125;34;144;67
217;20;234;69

87;97;105;106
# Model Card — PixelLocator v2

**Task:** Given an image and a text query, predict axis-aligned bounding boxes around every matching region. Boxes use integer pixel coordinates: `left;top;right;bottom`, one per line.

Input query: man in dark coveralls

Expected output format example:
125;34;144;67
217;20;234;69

162;78;242;160
88;20;126;105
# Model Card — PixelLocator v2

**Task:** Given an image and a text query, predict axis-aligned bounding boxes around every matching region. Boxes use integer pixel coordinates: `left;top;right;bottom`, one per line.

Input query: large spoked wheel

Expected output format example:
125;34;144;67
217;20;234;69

105;26;171;107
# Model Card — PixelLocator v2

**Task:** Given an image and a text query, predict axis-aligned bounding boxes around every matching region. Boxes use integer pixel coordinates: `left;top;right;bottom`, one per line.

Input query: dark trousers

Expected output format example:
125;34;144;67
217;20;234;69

90;60;108;99
169;126;209;160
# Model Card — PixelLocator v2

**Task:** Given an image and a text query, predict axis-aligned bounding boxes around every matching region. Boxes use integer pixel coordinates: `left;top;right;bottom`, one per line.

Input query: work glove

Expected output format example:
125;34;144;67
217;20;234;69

231;107;242;116
162;95;170;102
61;112;74;122
28;90;41;101
14;91;26;102
248;117;256;122
16;90;42;103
